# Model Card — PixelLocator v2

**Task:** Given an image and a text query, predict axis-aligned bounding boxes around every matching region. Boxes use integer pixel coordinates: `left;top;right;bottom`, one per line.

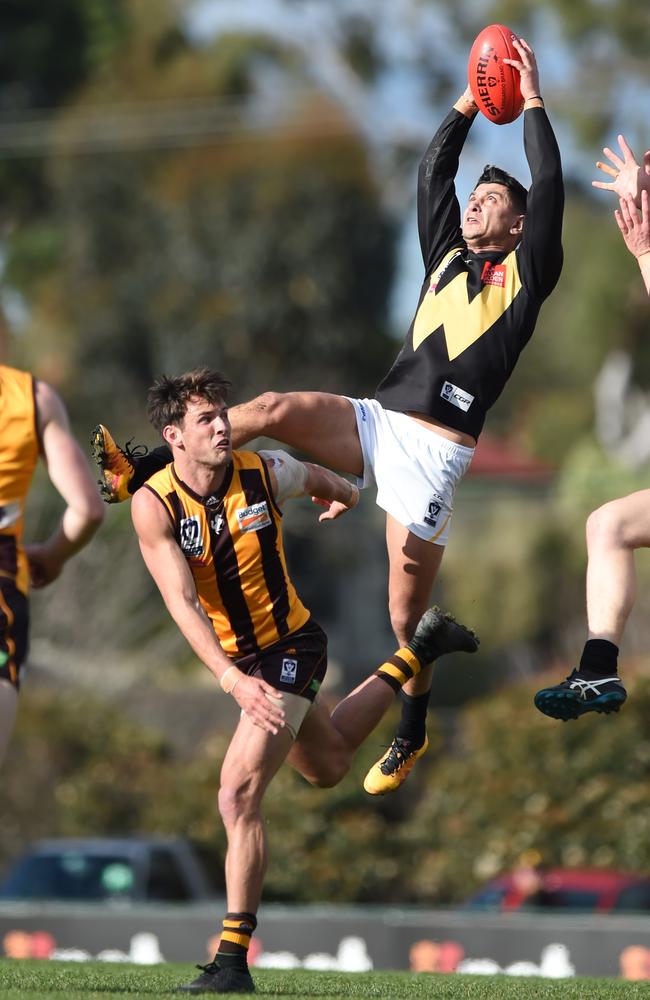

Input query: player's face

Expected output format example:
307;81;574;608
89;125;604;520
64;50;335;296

462;183;523;249
177;395;232;469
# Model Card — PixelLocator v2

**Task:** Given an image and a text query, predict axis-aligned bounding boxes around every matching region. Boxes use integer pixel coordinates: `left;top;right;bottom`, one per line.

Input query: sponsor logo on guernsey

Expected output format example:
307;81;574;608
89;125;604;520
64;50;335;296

440;381;474;413
237;501;272;533
179;515;204;557
424;495;445;528
481;261;507;287
281;658;298;684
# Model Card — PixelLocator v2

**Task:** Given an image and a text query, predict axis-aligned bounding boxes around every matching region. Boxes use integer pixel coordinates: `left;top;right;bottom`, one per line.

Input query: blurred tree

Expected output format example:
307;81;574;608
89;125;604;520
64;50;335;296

0;0;127;221
4;5;396;428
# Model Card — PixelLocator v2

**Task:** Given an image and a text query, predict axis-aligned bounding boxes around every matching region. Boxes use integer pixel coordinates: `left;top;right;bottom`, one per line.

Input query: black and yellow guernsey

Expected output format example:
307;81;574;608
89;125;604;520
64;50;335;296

144;451;310;657
376;106;564;441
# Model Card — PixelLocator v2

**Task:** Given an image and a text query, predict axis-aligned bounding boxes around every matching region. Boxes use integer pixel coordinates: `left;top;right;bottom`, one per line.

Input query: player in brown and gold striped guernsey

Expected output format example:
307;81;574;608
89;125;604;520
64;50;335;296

125;368;478;994
0;364;104;764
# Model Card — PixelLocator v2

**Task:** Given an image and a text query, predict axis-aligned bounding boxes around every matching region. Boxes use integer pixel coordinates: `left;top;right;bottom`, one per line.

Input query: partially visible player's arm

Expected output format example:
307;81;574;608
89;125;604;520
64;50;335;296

593;134;650;208
131;487;285;734
616;191;650;296
260;450;359;522
26;380;105;588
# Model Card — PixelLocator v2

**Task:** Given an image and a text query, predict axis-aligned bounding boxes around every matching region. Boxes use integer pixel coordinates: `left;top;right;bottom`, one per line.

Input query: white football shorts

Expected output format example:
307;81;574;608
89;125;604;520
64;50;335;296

347;397;474;546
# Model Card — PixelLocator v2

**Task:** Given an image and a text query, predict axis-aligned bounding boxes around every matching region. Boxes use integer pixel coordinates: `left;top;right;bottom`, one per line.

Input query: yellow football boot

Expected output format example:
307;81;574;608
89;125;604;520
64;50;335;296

91;424;142;503
363;733;429;796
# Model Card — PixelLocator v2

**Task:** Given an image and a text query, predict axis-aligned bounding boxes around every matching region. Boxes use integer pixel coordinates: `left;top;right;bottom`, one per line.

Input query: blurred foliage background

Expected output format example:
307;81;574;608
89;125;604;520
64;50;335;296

2;0;650;904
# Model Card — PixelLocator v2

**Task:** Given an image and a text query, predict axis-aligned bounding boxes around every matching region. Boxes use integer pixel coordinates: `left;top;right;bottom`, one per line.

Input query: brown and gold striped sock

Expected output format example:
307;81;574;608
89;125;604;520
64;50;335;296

375;646;422;693
216;911;257;969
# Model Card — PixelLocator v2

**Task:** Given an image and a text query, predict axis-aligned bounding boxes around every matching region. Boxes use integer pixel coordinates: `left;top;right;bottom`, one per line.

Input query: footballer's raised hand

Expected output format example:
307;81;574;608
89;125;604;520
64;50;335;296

593;134;650;207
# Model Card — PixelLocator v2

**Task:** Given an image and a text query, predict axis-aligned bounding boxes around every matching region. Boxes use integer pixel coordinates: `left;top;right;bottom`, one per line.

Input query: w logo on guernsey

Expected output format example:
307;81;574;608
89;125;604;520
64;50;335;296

237;501;272;533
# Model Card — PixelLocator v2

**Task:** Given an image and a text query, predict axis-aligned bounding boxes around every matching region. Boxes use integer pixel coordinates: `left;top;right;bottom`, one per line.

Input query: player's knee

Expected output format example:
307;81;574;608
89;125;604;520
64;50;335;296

586;501;626;551
217;778;255;828
388;603;421;647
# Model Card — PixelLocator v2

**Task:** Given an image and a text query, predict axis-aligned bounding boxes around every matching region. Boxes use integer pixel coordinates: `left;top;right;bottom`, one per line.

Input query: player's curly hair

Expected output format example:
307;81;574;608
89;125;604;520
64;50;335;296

147;367;232;432
475;165;528;213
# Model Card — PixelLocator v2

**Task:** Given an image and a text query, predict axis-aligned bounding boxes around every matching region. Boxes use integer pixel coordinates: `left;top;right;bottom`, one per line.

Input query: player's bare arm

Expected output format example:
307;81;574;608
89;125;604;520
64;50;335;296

616;190;650;296
304;462;360;522
25;380;104;588
131;486;285;735
593;134;650;207
261;450;359;523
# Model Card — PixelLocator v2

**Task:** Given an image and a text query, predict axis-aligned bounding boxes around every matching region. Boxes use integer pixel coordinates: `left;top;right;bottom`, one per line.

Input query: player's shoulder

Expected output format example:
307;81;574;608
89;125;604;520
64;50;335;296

131;480;171;533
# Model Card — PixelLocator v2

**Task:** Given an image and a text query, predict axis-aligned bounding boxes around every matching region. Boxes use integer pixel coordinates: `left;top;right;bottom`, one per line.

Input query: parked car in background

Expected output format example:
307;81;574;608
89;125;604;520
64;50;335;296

0;837;216;904
466;867;650;914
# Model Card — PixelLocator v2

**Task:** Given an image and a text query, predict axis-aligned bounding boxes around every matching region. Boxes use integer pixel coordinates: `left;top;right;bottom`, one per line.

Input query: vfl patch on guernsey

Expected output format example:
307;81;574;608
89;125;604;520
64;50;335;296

179;515;204;557
237;501;272;533
280;658;298;684
481;261;507;287
440;381;474;413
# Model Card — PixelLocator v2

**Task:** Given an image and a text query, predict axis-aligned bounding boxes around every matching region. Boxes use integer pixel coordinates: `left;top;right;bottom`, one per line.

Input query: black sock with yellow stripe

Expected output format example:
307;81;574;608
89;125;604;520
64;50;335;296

216;911;257;970
375;646;422;693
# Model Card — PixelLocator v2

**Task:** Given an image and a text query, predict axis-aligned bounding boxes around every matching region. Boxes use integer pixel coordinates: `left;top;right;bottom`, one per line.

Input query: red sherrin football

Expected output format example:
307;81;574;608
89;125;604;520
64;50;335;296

468;24;523;125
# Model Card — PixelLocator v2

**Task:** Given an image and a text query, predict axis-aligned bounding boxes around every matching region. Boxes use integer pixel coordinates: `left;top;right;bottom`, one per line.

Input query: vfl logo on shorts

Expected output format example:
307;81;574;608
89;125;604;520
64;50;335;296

280;658;298;685
424;494;445;528
179;515;204;557
237;501;272;533
440;381;474;413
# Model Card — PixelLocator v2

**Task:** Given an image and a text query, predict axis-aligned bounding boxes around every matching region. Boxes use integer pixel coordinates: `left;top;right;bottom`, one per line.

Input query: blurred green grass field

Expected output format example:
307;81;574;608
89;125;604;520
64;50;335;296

2;960;650;999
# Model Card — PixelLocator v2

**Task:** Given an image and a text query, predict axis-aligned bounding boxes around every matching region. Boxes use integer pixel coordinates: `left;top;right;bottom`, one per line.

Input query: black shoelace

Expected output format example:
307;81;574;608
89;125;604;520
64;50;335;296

379;738;412;775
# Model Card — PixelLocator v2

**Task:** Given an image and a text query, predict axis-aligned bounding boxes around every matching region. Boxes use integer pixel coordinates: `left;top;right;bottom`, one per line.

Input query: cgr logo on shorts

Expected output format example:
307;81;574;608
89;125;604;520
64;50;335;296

440;381;474;413
280;658;298;685
179;515;204;557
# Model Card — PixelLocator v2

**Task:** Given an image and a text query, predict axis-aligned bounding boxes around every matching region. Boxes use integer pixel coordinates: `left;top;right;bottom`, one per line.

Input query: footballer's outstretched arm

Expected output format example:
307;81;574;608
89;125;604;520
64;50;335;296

260;449;359;521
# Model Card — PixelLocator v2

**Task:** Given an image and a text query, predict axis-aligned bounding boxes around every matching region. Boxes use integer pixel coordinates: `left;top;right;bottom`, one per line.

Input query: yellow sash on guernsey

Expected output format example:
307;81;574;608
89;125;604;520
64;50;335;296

413;248;523;359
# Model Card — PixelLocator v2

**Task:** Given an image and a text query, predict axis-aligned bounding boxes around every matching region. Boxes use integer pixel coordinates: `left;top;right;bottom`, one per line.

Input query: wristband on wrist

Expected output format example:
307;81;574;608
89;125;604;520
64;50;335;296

220;665;241;694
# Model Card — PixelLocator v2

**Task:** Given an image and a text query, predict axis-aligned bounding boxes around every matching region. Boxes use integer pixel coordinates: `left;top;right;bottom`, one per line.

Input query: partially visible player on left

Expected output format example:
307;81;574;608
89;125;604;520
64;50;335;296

0;365;105;764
